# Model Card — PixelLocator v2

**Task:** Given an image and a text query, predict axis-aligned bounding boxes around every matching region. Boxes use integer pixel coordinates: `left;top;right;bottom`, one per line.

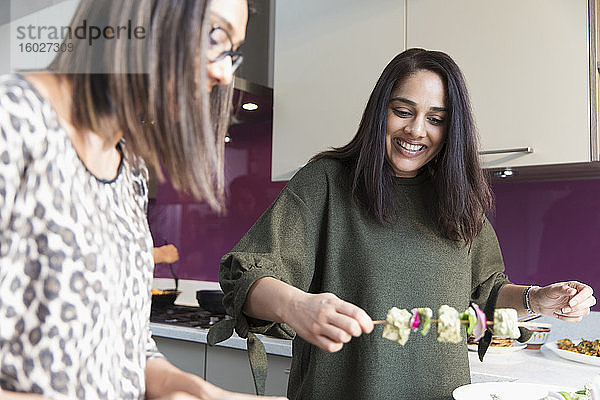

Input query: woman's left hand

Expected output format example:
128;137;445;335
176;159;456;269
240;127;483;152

531;281;596;322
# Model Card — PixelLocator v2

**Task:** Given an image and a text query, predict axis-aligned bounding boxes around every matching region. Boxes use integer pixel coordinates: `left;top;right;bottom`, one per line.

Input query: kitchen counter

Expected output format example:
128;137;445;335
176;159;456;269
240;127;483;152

469;345;598;387
151;311;600;387
150;322;292;357
469;312;600;387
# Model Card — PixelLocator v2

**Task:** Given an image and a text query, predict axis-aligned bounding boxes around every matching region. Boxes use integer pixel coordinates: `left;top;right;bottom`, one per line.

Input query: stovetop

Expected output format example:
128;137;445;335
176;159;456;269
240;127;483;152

150;305;226;329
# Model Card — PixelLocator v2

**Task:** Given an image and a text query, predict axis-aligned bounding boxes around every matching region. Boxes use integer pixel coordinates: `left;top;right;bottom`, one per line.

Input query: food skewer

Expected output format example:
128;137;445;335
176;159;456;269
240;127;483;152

376;303;551;346
372;319;551;329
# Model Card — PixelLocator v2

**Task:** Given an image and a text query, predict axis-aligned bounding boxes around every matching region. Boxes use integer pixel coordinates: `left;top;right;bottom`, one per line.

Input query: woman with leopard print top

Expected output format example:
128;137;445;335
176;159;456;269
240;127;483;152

0;1;284;399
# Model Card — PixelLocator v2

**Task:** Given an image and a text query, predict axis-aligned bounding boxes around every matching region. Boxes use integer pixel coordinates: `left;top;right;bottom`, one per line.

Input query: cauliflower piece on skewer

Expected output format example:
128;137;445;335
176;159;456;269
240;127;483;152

437;305;463;343
382;307;412;345
493;308;521;339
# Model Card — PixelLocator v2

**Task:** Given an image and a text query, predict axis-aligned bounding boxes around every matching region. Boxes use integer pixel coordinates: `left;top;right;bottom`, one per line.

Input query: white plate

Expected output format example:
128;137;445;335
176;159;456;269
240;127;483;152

467;342;526;353
543;341;600;367
453;382;577;400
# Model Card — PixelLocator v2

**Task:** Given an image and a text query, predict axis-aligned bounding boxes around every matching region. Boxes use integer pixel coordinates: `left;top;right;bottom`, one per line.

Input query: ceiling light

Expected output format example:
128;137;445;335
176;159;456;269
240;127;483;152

496;168;514;178
242;102;259;111
224;136;231;143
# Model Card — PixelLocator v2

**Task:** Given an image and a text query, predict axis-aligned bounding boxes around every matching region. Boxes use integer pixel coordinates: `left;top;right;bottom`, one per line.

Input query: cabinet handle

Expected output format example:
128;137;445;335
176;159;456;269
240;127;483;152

284;369;291;375
478;147;533;155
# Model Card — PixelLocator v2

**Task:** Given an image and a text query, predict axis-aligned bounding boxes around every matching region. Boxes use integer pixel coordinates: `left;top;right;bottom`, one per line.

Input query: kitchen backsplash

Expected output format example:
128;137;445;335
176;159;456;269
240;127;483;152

489;177;600;305
148;99;600;311
148;90;286;282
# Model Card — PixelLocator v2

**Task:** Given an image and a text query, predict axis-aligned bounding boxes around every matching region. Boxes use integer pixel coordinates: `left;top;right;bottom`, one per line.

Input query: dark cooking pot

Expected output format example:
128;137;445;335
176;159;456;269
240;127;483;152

196;290;225;314
152;289;181;308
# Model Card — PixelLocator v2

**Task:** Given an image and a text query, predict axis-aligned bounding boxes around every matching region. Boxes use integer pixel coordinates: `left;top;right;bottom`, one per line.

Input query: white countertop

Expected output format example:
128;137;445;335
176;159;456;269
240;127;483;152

470;313;600;387
469;345;599;387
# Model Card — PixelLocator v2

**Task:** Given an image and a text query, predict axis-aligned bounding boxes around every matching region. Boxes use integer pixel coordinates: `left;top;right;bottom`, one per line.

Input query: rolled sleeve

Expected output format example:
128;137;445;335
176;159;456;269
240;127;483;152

221;255;282;337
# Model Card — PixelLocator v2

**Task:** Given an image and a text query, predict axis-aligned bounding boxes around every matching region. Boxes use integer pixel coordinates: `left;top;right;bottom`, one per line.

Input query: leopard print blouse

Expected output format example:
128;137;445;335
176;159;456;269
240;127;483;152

0;74;163;399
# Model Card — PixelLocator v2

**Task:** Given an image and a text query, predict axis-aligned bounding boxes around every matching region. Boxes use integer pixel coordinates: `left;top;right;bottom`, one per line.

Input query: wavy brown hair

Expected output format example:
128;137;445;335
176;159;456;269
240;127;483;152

48;0;241;213
313;48;493;245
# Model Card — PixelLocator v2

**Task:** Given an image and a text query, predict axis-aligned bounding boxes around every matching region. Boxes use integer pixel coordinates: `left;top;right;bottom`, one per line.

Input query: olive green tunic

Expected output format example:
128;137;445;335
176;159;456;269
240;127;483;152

218;158;509;400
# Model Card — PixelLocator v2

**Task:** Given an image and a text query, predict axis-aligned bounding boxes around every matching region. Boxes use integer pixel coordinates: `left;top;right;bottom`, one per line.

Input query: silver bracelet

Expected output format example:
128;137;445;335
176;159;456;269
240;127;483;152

523;285;539;314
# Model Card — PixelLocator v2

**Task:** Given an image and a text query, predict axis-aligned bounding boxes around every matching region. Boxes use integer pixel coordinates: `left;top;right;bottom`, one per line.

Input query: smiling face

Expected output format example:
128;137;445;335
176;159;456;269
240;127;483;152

206;0;248;91
385;70;447;177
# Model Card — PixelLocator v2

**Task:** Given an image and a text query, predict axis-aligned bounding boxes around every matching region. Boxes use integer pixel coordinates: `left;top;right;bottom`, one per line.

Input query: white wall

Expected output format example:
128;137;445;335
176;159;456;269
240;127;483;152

0;23;10;75
1;0;78;75
10;1;78;73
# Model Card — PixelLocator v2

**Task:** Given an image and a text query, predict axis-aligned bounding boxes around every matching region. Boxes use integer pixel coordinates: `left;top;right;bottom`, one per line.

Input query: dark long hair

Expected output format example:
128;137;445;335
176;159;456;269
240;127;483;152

313;48;492;245
48;0;239;213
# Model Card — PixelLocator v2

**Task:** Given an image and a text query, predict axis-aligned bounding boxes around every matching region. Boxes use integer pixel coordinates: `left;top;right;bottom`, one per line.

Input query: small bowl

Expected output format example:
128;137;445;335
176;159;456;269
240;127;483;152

525;327;551;349
196;290;225;314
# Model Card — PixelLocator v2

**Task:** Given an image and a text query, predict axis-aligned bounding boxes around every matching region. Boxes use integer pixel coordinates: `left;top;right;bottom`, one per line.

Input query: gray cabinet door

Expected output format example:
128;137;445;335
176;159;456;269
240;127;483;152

154;336;206;379
205;345;291;396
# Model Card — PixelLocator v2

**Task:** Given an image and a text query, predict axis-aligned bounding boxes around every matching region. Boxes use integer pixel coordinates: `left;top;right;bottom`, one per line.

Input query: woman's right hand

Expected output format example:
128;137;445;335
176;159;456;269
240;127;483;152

283;291;374;353
244;278;373;353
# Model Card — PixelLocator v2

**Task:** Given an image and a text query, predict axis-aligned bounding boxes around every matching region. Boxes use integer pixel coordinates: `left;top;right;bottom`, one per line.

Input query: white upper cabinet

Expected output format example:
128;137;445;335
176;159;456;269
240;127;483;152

272;0;595;177
406;0;594;168
272;0;406;180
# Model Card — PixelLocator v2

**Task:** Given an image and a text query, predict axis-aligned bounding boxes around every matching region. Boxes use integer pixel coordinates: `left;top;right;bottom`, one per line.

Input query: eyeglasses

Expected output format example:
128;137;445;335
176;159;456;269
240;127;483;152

208;24;244;72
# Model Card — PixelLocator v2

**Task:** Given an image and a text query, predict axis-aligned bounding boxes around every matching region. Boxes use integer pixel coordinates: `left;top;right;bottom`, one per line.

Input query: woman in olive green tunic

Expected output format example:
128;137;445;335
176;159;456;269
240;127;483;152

216;49;596;399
